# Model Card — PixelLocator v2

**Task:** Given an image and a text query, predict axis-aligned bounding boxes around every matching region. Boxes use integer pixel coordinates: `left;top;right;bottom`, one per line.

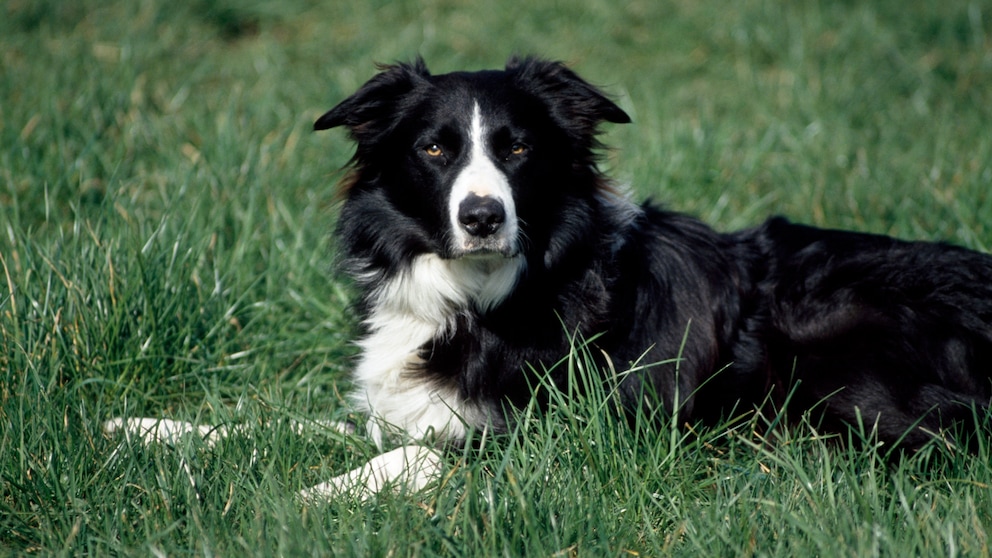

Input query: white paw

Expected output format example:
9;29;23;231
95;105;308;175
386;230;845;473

103;417;230;447
298;445;443;503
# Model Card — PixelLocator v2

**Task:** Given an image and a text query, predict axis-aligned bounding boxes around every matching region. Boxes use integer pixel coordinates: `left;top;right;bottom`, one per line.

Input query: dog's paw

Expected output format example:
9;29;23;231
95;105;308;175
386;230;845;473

297;445;442;503
103;417;230;447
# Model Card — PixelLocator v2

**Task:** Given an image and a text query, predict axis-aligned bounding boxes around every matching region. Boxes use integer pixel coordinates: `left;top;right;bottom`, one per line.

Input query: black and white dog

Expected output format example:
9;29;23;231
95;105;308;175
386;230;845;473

109;57;992;500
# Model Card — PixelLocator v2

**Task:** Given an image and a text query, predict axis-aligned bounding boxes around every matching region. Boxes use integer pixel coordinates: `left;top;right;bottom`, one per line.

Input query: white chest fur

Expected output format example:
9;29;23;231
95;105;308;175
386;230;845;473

351;253;525;447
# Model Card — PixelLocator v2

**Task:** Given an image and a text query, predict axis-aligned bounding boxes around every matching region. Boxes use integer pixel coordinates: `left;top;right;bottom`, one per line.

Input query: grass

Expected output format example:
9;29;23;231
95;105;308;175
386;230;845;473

2;0;992;555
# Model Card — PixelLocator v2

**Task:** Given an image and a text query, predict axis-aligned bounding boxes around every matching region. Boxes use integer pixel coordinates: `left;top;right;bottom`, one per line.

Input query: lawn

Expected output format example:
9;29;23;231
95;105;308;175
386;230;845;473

2;0;991;555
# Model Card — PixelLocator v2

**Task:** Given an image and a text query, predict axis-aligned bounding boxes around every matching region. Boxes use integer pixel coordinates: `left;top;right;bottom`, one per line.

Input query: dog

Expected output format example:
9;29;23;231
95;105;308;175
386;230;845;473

108;56;992;501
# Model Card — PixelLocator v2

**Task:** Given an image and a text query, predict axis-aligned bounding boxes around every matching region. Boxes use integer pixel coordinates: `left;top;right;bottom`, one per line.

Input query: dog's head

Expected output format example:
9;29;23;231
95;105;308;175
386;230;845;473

315;56;630;270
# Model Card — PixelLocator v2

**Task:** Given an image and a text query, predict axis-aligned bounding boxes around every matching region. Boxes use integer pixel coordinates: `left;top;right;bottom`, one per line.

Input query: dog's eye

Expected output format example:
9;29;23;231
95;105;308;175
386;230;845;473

510;143;527;156
424;144;444;157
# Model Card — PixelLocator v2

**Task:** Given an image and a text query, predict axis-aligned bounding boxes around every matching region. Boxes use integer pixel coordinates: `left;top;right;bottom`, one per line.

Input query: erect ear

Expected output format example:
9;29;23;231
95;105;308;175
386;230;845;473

314;58;431;140
506;56;631;135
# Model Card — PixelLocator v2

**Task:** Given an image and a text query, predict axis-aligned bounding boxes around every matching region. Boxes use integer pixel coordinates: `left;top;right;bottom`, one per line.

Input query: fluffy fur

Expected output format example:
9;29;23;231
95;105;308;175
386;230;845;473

317;56;992;457
107;57;992;501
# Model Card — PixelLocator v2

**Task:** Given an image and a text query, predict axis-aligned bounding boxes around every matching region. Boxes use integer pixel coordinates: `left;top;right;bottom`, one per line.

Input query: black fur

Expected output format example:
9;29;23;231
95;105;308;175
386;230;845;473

316;56;992;449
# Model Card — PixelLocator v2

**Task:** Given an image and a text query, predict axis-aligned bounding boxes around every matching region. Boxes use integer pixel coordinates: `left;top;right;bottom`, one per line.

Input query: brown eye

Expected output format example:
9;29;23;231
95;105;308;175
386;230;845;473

425;144;443;157
510;143;527;156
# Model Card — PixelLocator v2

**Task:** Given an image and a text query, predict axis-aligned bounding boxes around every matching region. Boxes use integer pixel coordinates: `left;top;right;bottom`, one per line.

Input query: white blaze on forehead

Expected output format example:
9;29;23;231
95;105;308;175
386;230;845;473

458;103;506;198
448;102;518;253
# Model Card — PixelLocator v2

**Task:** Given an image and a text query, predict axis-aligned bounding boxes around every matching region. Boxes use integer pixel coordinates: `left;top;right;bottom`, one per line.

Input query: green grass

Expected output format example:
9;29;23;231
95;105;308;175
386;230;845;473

2;0;992;555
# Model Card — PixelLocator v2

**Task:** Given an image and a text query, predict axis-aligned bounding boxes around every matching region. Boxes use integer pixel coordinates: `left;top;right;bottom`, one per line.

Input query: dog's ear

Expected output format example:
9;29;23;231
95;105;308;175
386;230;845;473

314;58;431;139
506;56;631;134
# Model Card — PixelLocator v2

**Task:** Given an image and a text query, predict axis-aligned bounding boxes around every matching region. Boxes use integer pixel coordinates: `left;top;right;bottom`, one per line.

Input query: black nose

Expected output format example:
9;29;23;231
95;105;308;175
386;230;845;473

458;194;505;238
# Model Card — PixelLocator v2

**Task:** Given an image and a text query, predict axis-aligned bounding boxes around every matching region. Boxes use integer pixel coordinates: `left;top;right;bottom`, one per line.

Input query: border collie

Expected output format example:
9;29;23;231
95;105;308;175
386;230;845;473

108;56;992;501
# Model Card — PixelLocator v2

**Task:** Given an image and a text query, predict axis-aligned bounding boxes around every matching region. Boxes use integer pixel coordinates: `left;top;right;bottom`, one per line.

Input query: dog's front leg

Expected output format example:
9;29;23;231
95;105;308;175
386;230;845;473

105;418;443;501
298;445;442;503
103;417;233;446
104;417;354;444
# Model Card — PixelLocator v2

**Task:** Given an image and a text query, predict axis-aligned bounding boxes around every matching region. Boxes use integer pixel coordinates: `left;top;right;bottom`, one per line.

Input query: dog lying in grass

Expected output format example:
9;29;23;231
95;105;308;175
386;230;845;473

107;57;992;501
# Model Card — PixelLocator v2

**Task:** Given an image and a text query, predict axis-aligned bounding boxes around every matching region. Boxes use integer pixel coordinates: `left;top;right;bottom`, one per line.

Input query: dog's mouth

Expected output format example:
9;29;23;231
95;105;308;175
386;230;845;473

450;239;519;260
